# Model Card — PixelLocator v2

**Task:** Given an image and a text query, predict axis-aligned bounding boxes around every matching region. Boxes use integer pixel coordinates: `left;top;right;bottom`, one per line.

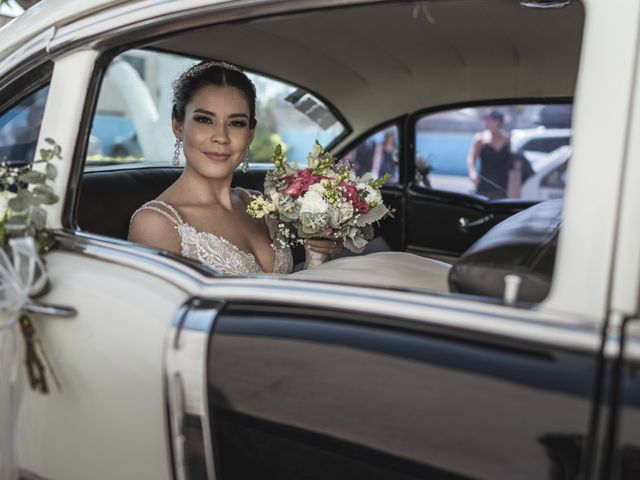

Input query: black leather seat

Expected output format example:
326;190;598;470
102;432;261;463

78;167;182;239
448;199;562;302
77;166;267;239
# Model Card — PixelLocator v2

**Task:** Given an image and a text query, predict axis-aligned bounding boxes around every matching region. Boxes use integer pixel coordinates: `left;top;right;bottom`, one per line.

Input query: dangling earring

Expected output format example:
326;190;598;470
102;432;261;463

242;147;250;173
172;138;183;167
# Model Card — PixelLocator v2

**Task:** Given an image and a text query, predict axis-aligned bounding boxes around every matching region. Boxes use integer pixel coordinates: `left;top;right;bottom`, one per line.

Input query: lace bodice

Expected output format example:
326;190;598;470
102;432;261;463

130;196;293;275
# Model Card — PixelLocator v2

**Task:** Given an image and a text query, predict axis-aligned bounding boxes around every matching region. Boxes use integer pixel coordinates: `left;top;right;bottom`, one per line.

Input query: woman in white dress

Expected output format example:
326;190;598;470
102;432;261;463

128;61;342;274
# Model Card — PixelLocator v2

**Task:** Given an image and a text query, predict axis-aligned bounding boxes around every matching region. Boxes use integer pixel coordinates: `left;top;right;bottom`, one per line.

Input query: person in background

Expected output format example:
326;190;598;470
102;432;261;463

352;138;376;176
467;110;511;199
372;130;397;181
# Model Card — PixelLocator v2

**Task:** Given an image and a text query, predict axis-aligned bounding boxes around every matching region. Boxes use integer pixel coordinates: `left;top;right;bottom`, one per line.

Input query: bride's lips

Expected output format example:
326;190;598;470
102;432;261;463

203;151;232;162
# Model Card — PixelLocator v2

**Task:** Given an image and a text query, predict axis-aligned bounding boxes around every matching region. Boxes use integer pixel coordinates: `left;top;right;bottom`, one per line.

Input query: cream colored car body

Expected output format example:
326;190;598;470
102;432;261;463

0;0;639;478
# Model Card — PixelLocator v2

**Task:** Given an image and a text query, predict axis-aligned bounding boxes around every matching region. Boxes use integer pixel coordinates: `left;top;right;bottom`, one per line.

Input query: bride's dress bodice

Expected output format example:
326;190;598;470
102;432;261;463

131;197;293;275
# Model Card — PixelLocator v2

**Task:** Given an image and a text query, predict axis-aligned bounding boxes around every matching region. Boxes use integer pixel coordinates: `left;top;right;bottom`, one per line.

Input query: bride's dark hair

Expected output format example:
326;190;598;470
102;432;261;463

171;61;257;128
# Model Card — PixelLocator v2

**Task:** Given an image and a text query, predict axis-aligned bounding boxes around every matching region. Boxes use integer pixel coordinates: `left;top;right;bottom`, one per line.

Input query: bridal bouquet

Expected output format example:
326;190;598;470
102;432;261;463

246;142;393;266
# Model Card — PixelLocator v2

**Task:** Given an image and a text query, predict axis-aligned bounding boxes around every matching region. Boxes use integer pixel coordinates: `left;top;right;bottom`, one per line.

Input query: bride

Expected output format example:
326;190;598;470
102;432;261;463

128;61;342;274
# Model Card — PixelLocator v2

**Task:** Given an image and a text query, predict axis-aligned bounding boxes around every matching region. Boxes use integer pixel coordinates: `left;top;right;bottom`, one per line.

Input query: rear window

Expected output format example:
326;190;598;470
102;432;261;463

86;49;347;169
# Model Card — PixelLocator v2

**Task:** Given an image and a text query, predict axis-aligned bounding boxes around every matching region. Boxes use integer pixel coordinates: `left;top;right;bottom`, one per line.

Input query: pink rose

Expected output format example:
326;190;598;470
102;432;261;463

340;181;370;213
281;169;323;198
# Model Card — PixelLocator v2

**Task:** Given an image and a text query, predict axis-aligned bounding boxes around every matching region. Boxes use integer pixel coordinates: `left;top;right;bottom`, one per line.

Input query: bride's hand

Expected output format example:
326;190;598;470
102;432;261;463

306;238;343;257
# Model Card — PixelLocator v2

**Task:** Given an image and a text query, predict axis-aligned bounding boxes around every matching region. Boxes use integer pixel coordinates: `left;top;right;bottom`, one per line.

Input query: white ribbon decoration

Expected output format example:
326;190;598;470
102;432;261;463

0;236;48;331
0;236;48;480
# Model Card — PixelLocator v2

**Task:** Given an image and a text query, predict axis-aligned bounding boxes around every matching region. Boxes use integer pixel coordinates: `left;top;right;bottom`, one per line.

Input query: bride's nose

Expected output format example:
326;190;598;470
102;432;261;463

210;122;230;143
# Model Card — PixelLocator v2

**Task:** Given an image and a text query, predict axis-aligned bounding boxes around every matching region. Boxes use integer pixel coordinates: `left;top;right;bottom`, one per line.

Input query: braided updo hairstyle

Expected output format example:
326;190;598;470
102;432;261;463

171;61;257;128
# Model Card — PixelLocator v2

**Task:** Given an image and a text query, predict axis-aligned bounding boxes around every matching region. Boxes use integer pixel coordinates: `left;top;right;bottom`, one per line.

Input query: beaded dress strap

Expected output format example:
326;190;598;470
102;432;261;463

130;200;185;227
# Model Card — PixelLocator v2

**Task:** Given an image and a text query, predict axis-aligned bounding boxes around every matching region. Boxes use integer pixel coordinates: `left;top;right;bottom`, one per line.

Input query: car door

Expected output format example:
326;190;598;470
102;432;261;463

184;283;602;480
2;48;194;480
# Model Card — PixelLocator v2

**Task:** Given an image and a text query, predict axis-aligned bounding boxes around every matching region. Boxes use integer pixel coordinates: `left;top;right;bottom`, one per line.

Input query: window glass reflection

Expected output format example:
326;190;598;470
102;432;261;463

344;126;400;184
0;86;49;166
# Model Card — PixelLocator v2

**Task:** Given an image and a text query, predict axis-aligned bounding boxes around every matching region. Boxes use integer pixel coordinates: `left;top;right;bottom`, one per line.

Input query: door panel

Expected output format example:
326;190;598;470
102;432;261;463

208;304;598;480
15;250;187;480
406;187;534;258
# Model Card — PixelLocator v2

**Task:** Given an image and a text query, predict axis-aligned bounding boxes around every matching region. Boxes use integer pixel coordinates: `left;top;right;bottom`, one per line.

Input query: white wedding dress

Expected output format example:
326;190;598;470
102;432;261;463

130;198;294;275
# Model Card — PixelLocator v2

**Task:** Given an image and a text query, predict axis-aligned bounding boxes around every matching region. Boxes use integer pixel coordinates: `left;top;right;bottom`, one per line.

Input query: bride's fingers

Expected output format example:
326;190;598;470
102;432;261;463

307;239;343;256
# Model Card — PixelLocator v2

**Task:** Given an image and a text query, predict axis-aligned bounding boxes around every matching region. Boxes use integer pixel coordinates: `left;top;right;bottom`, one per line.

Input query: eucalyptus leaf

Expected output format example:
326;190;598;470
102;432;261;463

44;137;56;145
18;170;46;184
45;163;57;180
30;206;47;230
8;190;32;211
355;204;389;227
39;149;53;162
33;184;54;194
32;184;58;205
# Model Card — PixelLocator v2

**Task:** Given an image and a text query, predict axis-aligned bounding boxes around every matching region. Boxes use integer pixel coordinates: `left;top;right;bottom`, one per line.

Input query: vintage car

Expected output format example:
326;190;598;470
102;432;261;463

0;0;638;479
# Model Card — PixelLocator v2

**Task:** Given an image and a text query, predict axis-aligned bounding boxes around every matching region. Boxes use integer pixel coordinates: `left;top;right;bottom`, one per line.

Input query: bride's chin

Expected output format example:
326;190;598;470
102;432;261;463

189;163;239;180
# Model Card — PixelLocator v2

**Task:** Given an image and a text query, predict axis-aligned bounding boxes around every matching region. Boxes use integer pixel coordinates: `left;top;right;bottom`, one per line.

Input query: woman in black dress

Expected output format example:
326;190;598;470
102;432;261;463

467;110;511;199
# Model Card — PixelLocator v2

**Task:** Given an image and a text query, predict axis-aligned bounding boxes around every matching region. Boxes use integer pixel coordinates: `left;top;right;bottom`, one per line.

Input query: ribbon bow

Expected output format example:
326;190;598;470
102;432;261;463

0;236;48;331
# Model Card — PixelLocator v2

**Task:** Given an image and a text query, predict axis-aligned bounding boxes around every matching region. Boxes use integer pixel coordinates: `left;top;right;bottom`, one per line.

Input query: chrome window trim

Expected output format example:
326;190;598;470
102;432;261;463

55;229;606;355
166;298;221;480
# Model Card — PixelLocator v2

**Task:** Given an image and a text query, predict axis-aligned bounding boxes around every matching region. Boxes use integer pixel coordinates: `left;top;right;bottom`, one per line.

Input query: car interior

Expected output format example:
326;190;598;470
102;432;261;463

74;0;584;303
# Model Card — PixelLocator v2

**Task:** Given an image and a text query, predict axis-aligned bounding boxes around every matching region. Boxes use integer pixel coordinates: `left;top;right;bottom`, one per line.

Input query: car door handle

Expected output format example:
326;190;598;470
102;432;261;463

23;301;77;318
458;214;495;232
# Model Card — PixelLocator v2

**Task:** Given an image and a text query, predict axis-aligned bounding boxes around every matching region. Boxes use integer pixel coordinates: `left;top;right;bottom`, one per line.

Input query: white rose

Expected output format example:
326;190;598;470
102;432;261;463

339;201;354;220
308;183;326;195
299;190;328;214
365;186;382;205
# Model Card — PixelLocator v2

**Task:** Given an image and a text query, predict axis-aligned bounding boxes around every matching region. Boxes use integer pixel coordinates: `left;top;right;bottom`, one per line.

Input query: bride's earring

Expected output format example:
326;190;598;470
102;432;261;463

242;147;250;173
172;138;183;167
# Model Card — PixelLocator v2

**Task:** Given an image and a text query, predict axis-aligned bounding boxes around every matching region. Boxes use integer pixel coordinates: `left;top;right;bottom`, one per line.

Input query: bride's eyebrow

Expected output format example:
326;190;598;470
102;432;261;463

192;108;248;119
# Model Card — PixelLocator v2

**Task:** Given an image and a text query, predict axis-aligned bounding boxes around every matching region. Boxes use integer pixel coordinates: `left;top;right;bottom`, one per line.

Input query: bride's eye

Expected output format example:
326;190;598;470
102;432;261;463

230;120;248;128
194;115;212;124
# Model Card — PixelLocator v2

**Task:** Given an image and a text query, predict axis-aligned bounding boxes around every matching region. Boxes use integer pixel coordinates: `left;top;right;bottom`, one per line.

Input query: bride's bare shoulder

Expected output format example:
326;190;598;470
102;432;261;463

128;206;182;253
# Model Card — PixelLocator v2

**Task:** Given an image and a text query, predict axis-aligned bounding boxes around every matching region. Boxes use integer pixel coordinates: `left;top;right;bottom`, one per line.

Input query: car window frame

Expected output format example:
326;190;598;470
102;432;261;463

83;46;352;169
0;61;53;120
42;0;612;322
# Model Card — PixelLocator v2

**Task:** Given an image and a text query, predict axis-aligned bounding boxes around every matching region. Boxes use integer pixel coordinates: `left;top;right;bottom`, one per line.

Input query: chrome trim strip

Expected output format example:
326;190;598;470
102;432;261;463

166;298;221;480
623;318;640;361
54;229;604;354
23;301;77;318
